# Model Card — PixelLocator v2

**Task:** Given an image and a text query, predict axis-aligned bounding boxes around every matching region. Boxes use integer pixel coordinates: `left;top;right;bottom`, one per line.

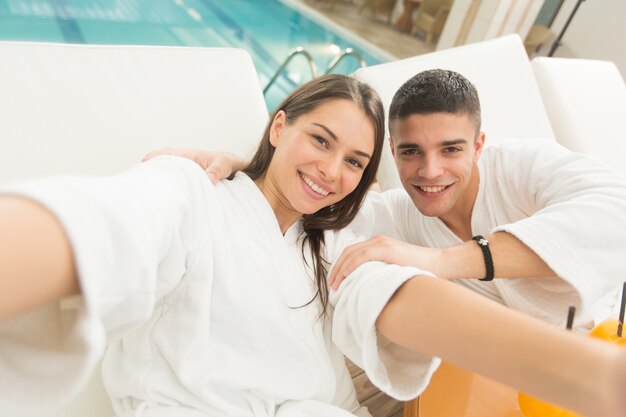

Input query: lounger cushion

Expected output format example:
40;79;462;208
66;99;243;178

531;57;626;177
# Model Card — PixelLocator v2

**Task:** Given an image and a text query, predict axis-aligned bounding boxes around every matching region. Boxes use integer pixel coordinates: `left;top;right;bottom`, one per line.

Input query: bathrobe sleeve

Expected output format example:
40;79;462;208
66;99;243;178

326;230;441;401
488;139;626;324
0;156;213;407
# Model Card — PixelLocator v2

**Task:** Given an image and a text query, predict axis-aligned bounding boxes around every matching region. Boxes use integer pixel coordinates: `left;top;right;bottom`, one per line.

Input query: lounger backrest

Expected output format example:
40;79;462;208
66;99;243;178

0;42;268;181
531;57;626;177
354;34;555;190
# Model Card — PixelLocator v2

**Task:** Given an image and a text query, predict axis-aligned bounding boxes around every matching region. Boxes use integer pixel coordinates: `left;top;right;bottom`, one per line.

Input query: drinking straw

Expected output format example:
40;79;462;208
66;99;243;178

566;306;575;331
618;281;625;337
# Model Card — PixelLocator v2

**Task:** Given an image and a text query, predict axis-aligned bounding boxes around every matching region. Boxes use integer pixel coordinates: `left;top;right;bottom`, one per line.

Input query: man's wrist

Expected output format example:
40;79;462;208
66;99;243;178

440;240;491;280
437;246;465;279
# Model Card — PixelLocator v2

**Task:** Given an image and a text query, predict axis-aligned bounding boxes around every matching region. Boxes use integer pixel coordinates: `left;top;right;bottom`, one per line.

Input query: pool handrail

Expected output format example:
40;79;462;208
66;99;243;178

263;47;318;95
324;47;367;74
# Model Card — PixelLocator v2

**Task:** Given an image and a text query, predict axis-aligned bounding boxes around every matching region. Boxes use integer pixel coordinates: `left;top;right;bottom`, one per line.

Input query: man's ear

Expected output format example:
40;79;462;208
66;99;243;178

269;110;286;147
389;136;395;157
473;132;486;163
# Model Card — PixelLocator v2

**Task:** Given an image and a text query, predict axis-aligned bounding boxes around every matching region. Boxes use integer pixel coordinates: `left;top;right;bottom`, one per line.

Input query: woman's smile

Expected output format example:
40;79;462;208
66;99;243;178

299;171;332;199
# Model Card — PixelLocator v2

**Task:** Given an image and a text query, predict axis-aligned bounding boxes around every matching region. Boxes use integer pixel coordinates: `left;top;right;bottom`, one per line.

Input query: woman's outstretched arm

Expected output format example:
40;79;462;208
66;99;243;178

0;196;79;321
377;276;624;417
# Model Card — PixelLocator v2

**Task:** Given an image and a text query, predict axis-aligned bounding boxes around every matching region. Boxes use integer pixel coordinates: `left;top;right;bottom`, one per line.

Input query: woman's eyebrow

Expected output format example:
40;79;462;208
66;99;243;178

312;122;337;141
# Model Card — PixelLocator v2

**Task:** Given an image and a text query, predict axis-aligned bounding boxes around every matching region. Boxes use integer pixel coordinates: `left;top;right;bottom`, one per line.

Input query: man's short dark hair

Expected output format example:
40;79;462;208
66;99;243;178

389;69;482;135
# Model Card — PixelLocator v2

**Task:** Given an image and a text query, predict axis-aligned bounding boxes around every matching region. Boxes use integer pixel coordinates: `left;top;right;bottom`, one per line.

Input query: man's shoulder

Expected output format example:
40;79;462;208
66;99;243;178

374;187;412;207
352;189;417;240
364;187;418;217
486;138;562;155
482;138;567;168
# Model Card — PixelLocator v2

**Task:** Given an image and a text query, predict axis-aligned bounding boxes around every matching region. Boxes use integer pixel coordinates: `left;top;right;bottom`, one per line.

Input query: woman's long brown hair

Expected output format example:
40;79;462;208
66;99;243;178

244;74;385;317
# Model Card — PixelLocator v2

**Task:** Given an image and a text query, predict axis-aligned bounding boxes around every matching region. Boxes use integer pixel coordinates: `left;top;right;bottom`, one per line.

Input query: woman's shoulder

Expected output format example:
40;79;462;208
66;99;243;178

137;155;215;194
215;171;270;205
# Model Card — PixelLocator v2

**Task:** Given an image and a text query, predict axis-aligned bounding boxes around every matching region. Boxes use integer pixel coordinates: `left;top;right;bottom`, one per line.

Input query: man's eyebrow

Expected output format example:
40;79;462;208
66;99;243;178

396;142;419;150
313;122;371;160
395;139;468;150
441;139;468;146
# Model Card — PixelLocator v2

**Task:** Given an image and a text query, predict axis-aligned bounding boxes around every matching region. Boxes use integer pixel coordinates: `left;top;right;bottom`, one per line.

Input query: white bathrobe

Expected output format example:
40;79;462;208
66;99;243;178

352;138;626;330
0;157;438;416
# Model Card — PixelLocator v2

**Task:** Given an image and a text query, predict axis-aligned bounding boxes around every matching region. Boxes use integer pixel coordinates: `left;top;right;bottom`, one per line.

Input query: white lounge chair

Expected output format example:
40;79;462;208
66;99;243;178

0;41;268;417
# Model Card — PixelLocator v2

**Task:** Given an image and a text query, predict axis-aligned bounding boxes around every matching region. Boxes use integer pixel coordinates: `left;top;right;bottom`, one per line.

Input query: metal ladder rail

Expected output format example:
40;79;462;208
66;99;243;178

264;47;318;95
324;48;367;74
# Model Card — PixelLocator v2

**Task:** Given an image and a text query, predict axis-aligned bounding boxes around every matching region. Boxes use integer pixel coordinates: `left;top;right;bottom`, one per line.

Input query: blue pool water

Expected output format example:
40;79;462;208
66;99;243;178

0;0;392;109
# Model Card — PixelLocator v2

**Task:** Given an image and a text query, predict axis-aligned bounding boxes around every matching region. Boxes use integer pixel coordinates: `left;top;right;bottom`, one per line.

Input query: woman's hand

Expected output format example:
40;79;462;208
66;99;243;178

142;148;247;184
328;235;444;290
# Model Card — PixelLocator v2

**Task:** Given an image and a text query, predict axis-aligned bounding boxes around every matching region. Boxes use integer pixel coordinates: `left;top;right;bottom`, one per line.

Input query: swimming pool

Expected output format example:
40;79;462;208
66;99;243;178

0;0;393;109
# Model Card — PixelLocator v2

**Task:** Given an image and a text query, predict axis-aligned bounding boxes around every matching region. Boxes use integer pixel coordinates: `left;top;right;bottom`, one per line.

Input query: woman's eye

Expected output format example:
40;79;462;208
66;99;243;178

347;158;363;169
313;135;329;148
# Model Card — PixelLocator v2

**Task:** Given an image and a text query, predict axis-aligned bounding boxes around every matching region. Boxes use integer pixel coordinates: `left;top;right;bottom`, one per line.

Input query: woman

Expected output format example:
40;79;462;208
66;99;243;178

0;75;624;417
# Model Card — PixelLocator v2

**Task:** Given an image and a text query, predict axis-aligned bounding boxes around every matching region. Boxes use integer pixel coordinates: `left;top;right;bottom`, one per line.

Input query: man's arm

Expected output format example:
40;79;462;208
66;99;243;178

333;140;626;291
329;232;554;289
439;231;555;280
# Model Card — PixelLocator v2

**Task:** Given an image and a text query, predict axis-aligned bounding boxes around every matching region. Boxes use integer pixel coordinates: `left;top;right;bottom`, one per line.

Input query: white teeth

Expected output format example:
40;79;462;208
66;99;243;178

419;185;446;193
301;174;329;196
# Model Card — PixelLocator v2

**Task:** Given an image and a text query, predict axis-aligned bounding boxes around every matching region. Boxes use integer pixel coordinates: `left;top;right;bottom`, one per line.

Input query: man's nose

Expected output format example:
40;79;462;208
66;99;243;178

418;156;444;179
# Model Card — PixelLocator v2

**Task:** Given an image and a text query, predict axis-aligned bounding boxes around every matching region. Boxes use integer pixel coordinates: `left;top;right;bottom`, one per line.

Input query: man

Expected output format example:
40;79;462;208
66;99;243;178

329;69;626;330
146;69;626;331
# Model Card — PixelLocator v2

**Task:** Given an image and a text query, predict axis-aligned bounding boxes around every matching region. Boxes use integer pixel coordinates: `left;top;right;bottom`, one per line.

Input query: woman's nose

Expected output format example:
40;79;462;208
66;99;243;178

319;155;342;180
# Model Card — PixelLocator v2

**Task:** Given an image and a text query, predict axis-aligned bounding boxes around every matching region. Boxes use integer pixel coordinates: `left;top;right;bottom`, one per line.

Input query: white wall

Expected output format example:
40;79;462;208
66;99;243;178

437;0;472;49
437;0;625;81
438;0;543;50
465;0;507;42
541;0;626;79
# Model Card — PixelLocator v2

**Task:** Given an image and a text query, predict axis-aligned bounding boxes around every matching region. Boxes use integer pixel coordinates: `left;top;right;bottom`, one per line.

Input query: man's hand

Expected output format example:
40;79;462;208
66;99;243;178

142;148;246;184
328;235;444;290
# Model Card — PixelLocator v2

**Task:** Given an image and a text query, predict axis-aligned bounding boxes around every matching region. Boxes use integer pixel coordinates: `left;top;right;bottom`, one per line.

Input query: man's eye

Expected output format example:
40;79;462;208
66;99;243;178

445;147;461;153
402;149;418;156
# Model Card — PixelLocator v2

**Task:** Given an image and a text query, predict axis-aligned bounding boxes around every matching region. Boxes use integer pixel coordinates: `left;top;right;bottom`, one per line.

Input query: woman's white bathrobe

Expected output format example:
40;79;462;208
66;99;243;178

0;157;438;416
353;138;626;330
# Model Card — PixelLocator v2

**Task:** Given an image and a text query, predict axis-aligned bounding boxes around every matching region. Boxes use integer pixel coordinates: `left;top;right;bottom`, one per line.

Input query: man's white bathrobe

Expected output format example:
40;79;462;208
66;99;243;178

0;157;438;417
353;138;626;330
